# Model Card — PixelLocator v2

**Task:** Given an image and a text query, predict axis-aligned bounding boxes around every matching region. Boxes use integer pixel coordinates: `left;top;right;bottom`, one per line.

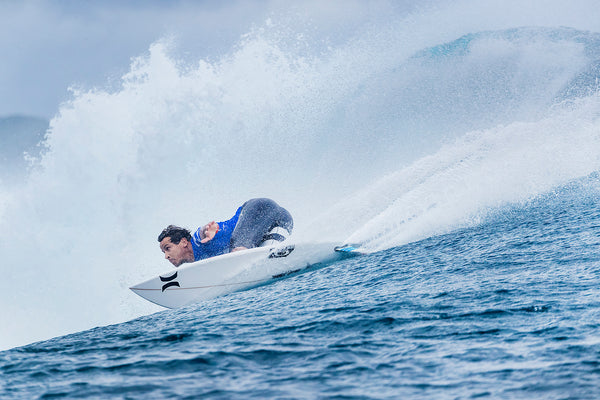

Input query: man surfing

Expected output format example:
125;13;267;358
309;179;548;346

158;198;293;267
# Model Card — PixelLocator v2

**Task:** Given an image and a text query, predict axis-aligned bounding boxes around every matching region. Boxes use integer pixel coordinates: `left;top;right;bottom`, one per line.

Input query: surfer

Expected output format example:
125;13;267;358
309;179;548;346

158;198;293;267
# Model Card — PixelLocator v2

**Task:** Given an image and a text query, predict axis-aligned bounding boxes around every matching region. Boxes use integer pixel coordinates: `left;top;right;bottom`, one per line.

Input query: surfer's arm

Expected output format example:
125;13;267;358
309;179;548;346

199;221;219;243
198;206;243;244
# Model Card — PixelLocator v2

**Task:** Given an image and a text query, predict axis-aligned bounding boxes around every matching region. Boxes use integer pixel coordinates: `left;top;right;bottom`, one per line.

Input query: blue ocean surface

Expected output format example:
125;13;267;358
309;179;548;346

2;178;600;399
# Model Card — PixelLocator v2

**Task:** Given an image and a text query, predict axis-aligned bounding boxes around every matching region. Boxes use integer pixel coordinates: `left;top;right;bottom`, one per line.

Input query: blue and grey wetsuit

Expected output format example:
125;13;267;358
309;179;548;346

190;198;293;261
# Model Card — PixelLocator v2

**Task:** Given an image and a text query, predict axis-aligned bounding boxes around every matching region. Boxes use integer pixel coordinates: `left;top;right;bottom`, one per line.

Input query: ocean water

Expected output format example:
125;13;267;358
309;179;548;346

2;181;600;399
2;1;600;398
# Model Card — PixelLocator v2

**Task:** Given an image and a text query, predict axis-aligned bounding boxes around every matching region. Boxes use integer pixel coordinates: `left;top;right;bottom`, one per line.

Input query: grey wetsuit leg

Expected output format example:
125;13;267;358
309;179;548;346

230;198;293;249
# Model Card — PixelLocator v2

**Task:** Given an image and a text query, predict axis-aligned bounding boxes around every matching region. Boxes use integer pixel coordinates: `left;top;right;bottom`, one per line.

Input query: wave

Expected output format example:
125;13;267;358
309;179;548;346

1;6;599;350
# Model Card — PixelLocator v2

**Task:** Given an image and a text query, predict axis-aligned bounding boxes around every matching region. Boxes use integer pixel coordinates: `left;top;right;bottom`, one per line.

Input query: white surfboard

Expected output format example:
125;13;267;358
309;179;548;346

130;242;362;309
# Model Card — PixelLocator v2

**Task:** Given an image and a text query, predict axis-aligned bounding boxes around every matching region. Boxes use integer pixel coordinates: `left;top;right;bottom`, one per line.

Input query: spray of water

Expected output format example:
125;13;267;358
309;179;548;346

323;95;600;251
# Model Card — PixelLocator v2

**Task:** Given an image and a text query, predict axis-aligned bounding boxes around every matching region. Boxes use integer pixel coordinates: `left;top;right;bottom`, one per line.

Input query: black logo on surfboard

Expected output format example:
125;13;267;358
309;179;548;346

268;245;295;258
160;271;180;292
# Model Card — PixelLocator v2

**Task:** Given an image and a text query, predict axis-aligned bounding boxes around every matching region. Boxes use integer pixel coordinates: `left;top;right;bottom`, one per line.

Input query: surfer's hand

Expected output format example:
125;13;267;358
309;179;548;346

200;221;219;243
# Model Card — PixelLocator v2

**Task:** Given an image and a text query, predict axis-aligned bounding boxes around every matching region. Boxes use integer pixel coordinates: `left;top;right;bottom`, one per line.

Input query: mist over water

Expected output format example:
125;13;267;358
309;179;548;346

2;1;600;350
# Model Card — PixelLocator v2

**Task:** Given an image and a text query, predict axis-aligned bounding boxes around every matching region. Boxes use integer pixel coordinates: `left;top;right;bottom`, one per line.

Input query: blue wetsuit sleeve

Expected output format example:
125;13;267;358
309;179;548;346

217;206;242;238
191;206;243;260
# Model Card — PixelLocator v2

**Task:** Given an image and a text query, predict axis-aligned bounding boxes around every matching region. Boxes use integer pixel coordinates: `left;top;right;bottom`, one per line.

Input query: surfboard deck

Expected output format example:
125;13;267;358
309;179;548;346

130;242;362;309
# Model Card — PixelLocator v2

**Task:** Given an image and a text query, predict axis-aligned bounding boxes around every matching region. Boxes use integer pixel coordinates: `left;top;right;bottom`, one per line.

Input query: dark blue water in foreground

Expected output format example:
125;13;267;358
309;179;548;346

2;181;600;399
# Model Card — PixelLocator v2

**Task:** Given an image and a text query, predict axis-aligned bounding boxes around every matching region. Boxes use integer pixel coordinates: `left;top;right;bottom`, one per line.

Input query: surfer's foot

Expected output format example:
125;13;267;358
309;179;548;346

232;246;248;252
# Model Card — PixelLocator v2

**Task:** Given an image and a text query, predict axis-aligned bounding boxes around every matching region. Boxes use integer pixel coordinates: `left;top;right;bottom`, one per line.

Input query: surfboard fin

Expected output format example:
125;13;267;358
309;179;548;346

334;244;365;254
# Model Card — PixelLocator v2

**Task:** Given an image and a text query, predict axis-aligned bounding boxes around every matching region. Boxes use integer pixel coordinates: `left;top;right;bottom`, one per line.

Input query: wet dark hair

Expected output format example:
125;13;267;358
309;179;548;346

158;225;192;244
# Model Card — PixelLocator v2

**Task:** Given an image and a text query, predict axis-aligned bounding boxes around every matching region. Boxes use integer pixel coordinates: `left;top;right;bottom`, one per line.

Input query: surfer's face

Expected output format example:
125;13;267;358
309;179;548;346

160;237;194;267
